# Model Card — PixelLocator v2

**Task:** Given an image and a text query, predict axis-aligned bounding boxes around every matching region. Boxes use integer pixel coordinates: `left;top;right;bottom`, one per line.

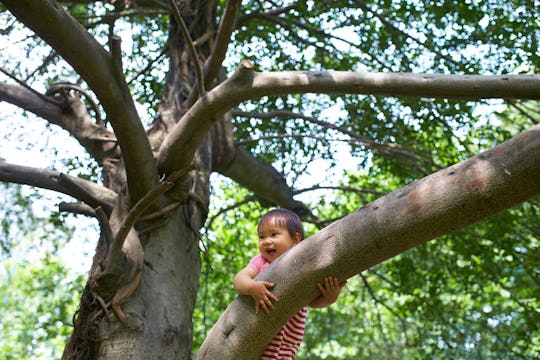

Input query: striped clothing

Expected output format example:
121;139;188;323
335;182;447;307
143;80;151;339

248;255;308;360
260;306;308;360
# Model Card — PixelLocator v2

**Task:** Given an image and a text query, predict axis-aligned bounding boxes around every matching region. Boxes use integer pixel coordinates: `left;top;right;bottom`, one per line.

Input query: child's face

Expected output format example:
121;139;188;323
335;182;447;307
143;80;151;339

257;219;300;263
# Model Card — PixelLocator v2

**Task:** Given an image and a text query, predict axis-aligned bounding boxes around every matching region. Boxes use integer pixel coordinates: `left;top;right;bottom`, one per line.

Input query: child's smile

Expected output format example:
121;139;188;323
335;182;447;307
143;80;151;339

257;220;300;262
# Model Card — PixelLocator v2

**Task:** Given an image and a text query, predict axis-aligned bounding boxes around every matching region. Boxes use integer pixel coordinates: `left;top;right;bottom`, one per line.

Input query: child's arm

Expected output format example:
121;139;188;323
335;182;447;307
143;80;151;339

233;266;279;314
309;276;347;308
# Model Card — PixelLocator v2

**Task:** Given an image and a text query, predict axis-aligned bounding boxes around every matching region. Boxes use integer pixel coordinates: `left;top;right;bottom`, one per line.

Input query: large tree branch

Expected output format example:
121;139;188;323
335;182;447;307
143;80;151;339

0;162;117;212
196;123;540;359
157;61;540;173
217;147;311;218
1;0;159;202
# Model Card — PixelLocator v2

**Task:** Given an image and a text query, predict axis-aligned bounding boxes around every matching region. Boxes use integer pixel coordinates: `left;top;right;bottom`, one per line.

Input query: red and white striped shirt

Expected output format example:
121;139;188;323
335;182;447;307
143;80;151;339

248;255;308;360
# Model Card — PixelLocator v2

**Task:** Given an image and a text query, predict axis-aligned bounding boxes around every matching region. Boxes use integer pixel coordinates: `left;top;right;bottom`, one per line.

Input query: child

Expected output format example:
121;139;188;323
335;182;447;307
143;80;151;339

233;209;346;360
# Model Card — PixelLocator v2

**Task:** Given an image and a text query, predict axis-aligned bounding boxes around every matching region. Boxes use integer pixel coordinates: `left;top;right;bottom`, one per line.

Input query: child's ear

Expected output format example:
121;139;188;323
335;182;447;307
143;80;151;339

293;232;302;244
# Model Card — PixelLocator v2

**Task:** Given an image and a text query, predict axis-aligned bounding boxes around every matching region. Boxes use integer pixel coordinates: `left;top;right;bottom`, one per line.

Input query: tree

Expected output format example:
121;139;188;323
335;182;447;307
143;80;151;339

0;0;538;359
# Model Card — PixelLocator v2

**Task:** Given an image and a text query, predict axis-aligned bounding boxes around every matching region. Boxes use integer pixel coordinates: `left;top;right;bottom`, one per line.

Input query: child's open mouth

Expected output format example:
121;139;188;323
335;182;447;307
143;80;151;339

265;248;276;255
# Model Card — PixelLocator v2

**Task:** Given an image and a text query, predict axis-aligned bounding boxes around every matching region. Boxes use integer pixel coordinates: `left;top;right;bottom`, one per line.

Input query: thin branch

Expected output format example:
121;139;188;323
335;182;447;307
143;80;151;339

24;49;58;82
204;195;258;232
140;201;180;221
232;109;431;167
234;133;332;146
240;12;339;56
236;5;296;26
293;184;386;197
58;202;96;217
58;173;115;215
45;82;103;125
0;162;117;212
235;6;370;66
127;46;169;85
202;0;241;87
367;269;400;290
360;273;410;345
353;0;459;67
0;67;60;106
508;101;540;125
168;0;205;96
95;206;114;245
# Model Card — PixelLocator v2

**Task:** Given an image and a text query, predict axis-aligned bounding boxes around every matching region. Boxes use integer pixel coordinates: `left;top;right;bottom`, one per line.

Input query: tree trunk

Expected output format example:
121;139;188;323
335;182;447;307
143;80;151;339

94;208;202;358
196;124;540;359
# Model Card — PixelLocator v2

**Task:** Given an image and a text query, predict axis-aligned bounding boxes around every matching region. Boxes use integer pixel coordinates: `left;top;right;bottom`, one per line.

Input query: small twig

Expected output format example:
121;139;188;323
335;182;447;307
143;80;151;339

232;109;430;167
168;0;205;96
204;195;258;231
58;202;96;217
140;201;180;221
360;273;409;345
293;184;387;197
138;216;170;235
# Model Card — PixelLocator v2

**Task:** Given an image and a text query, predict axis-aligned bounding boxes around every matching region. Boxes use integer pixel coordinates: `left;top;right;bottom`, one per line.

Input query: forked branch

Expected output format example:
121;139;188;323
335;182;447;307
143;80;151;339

109;164;196;256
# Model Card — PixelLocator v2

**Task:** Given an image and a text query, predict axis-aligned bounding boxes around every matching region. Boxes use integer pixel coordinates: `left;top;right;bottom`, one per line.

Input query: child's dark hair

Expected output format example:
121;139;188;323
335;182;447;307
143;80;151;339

258;209;305;240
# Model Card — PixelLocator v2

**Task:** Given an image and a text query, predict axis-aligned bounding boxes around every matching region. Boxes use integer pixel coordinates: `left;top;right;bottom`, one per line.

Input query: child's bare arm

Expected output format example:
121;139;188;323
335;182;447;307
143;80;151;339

309;276;347;308
233;267;279;314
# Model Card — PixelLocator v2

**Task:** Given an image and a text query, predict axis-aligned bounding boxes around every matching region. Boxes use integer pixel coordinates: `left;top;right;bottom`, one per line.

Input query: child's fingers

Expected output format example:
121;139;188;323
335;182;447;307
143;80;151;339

324;276;339;290
260;297;274;314
267;291;279;302
317;282;328;296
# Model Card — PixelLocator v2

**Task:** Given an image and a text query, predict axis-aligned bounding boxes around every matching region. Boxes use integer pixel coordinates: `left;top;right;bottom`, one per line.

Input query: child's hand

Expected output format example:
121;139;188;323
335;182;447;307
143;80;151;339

316;276;347;305
249;280;279;314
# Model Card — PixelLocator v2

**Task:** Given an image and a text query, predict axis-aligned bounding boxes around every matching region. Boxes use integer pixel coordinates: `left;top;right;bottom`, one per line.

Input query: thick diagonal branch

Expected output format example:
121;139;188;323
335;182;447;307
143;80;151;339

197;124;540;360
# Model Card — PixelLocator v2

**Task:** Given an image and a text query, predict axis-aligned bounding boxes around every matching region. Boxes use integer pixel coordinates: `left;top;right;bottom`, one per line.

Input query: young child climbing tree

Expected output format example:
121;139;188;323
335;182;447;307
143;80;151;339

233;209;347;359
